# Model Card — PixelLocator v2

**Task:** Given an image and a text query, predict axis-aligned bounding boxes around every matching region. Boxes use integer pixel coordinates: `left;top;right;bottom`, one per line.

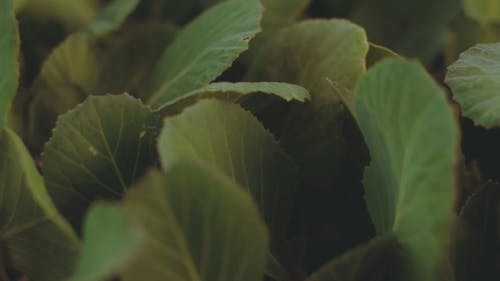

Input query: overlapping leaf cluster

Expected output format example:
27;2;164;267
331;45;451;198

1;0;499;281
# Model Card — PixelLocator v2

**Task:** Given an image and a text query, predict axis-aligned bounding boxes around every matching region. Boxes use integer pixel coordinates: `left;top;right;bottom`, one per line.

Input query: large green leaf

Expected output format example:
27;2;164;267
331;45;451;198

145;0;263;109
0;129;80;281
354;58;458;280
464;0;500;24
308;236;406;281
0;0;20;133
28;24;175;149
86;0;141;36
158;100;297;247
352;0;461;61
246;19;369;190
162;81;310;116
41;94;161;231
74;162;269;281
445;43;500;129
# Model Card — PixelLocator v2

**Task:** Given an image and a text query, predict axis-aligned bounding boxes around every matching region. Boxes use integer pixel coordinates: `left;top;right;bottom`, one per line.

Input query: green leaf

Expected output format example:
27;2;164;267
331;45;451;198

0;129;80;281
0;0;20;133
185;81;310;102
41;94;161;231
464;0;500;25
352;0;461;61
162;81;310;116
75;163;269;281
158;100;297;246
445;43;500;129
354;58;458;280
146;0;263;109
246;19;369;190
28;24;176;150
308;236;406;281
72;203;144;281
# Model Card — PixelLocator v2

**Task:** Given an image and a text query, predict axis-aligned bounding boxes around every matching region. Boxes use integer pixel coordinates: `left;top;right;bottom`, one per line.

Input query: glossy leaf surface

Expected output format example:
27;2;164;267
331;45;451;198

159;100;297;246
41;94;161;231
355;58;458;281
146;0;263;109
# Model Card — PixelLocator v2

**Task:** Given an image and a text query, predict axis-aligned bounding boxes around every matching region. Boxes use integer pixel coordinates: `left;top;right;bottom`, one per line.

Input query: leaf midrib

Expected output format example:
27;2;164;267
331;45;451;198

146;187;202;281
92;102;128;191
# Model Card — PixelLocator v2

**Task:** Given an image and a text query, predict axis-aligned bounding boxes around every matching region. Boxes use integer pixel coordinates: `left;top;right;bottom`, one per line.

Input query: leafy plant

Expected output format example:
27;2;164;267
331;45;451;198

1;0;499;281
